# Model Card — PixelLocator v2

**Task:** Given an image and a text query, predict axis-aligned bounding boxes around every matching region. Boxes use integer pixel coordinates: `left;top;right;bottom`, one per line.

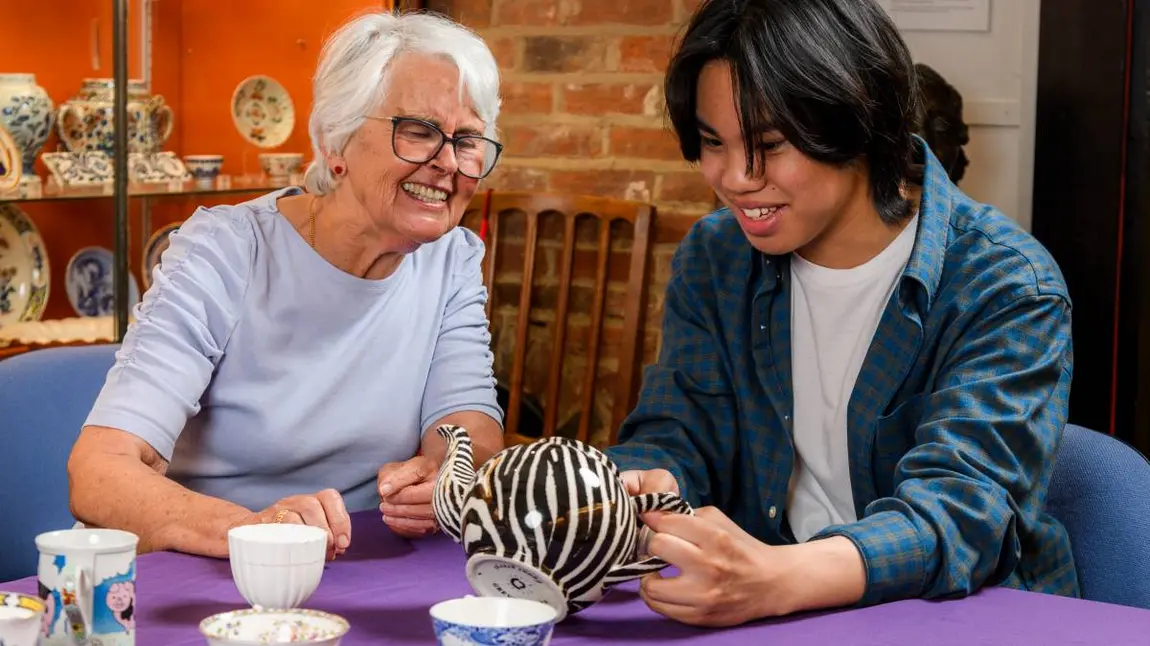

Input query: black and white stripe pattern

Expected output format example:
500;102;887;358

432;425;694;617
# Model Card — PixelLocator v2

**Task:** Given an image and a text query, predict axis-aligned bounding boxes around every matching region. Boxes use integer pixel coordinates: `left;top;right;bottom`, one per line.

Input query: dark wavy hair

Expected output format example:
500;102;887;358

665;0;923;224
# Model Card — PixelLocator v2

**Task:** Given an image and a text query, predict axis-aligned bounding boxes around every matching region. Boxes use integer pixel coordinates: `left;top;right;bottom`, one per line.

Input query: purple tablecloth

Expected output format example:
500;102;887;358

4;511;1149;644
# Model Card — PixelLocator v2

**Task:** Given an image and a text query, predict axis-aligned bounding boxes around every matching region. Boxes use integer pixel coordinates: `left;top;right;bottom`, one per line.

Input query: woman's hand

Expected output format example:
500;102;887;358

378;456;440;538
236;489;352;560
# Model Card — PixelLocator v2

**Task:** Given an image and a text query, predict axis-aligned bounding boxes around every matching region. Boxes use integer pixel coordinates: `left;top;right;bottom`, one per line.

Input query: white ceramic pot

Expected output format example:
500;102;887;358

56;78;173;154
0;73;55;178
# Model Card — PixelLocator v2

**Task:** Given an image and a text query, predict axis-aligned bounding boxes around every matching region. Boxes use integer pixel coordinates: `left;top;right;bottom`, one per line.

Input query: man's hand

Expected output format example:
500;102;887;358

235;489;351;560
621;468;680;497
639;506;788;627
378;455;440;538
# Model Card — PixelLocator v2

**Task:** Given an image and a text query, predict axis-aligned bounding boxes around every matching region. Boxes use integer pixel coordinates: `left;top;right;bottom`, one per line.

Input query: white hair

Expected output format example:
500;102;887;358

303;10;502;195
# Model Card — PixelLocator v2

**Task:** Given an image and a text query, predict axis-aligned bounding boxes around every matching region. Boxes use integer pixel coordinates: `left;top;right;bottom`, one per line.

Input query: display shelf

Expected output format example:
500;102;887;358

0;174;295;204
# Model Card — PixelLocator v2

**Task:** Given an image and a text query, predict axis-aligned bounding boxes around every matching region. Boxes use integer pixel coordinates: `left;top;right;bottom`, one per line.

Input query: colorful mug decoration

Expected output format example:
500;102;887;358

432;425;694;621
35;528;139;646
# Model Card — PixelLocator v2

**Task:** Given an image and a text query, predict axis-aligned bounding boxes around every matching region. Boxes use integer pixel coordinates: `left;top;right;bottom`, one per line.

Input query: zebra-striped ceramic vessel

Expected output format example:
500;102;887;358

432;424;694;621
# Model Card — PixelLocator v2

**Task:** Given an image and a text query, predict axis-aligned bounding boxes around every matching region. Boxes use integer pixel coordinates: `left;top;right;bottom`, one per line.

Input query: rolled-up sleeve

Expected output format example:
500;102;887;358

420;229;503;432
815;291;1073;605
605;236;738;509
84;208;252;460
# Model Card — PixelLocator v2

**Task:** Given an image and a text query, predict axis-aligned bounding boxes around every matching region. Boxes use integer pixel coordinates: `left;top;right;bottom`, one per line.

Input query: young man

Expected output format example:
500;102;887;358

606;0;1076;627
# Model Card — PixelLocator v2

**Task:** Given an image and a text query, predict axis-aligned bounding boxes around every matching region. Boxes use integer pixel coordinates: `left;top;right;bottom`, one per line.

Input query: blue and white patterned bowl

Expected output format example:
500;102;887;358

64;246;139;317
430;597;557;646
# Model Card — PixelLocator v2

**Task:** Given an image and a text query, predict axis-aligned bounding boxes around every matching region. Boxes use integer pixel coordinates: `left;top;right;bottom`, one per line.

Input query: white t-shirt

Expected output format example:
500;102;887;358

786;216;918;542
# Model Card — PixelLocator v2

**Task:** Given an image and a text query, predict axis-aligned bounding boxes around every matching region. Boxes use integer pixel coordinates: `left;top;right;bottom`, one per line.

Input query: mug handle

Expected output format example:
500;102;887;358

55;104;88;153
602;492;694;586
60;565;92;644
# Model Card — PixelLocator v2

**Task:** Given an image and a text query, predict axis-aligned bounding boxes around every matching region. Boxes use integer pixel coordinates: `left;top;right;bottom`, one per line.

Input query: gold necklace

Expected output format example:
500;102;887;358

307;195;318;249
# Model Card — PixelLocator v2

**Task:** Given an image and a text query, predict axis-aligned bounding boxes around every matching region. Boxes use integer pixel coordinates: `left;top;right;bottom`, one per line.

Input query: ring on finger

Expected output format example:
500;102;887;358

274;509;290;524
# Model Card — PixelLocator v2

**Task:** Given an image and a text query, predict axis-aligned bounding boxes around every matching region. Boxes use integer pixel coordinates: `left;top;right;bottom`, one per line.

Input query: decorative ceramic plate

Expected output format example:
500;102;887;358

199;607;349;645
231;75;295;148
141;222;180;290
65;246;139;318
0;204;49;326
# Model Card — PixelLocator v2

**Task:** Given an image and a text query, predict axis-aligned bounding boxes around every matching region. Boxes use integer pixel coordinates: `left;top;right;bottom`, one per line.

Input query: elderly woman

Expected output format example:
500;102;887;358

608;0;1076;627
67;11;506;561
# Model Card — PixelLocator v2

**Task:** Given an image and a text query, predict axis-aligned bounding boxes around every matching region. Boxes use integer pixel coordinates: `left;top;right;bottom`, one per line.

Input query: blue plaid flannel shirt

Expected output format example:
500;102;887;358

606;142;1080;606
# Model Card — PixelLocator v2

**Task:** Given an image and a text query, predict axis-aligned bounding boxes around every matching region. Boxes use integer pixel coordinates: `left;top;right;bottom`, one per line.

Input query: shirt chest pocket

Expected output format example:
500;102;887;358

871;393;927;497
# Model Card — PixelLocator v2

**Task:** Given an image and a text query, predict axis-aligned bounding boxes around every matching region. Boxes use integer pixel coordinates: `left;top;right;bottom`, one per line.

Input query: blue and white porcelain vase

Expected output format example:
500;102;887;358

0;74;55;185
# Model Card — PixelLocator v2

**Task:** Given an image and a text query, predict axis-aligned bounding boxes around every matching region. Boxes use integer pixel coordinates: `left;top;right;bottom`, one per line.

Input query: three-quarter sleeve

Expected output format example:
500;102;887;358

84;207;253;460
419;228;503;432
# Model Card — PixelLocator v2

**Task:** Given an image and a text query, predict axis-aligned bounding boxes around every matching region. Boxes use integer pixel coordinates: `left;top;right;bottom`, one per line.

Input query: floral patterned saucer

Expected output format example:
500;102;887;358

0;204;49;327
231;75;295;148
199;608;349;645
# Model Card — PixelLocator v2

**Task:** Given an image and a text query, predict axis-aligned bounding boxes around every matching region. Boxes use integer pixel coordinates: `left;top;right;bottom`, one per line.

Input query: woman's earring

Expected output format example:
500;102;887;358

332;164;345;176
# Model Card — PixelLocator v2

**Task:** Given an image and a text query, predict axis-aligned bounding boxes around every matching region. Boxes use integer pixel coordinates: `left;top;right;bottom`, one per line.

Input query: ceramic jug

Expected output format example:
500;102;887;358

56;78;173;154
0;73;54;179
432;425;694;621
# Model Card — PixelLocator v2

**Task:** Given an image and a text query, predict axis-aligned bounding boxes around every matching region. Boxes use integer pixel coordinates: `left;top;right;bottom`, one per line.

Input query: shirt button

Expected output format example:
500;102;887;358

760;324;766;330
784;414;790;421
768;505;777;519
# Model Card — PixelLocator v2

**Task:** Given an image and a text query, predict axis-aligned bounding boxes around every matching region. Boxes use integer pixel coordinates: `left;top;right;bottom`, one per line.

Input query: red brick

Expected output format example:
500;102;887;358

619;35;676;73
503;123;603;158
609;126;682;160
500;82;553;115
487;37;519;72
485;166;550;192
438;0;493;27
657;171;715;204
549;169;657;200
523;36;608;73
653;212;704;244
496;0;561;25
565;0;675;26
562;83;657;116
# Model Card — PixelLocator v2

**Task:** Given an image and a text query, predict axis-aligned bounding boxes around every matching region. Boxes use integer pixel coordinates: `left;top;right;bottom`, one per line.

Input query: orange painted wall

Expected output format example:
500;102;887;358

2;0;389;321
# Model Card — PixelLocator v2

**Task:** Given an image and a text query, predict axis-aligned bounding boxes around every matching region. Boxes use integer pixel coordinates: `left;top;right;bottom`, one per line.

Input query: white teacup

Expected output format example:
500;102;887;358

0;592;47;646
430;597;558;646
35;528;139;646
199;607;349;645
258;152;303;179
228;524;326;609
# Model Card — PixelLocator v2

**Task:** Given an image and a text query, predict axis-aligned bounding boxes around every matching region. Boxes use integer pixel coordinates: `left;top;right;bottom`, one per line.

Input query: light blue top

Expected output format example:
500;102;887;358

85;187;503;513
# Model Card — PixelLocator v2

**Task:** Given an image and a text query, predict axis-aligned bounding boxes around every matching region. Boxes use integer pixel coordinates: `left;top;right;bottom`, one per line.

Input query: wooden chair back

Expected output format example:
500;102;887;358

464;191;654;447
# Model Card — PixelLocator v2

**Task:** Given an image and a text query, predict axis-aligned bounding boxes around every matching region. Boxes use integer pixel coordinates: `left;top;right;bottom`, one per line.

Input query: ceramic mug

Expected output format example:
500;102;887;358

0;591;47;646
35;528;139;646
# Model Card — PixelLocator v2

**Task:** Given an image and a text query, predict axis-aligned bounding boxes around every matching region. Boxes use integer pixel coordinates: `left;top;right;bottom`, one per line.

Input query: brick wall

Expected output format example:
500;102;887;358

431;0;714;444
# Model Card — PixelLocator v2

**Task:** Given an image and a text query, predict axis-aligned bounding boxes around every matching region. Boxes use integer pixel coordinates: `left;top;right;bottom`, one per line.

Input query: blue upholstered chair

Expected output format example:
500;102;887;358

0;344;120;581
1046;423;1150;609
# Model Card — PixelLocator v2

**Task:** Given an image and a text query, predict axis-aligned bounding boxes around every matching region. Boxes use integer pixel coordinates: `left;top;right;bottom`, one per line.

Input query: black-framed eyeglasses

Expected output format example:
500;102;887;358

365;115;503;179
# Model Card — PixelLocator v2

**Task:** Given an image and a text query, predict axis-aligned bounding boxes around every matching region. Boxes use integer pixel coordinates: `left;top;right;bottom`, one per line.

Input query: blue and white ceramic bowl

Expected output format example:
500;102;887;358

65;246;139;317
183;154;224;184
430;597;557;646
